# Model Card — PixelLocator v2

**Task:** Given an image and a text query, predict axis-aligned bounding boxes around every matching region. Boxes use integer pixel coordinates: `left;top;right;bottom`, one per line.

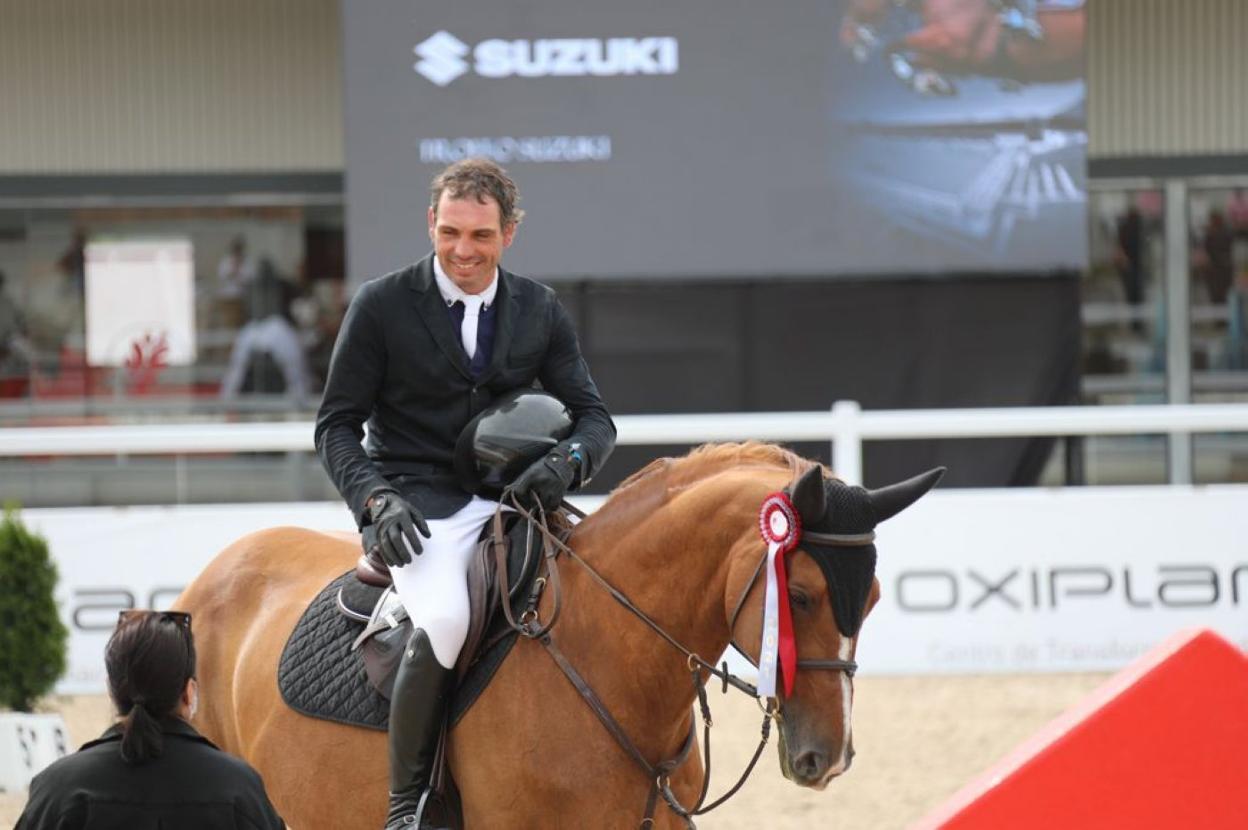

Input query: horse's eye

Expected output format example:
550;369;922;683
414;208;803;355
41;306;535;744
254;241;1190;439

789;590;812;612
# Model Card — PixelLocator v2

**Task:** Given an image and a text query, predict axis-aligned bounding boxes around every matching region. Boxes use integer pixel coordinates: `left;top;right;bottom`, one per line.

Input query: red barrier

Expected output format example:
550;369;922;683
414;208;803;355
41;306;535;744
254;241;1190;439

914;628;1248;830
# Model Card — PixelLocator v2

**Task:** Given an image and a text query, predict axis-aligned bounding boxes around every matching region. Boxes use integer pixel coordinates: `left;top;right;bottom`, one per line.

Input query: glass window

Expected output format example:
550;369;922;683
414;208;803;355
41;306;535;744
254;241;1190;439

1083;188;1167;403
1188;187;1248;379
0;200;346;507
0;203;346;419
1188;185;1248;483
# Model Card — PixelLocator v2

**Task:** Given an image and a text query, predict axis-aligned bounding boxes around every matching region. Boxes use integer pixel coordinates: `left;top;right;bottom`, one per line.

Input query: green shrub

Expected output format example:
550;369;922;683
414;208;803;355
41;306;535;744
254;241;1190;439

0;505;68;712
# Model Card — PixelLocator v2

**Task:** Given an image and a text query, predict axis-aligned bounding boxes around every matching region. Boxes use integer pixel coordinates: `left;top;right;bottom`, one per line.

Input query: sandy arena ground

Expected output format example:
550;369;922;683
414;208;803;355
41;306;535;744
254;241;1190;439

1;672;1108;829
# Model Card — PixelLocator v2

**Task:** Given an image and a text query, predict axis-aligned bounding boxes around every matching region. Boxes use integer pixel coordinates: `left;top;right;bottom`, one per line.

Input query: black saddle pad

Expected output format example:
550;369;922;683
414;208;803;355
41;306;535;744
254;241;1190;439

278;570;390;731
276;512;549;731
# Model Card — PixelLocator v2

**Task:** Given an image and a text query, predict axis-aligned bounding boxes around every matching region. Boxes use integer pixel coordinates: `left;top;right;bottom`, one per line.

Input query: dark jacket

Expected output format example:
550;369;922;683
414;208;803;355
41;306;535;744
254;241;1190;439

315;254;616;524
15;719;285;830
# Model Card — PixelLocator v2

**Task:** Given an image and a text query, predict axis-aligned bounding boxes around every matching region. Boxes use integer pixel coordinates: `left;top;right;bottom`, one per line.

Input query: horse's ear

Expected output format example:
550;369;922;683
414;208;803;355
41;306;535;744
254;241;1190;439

867;467;946;523
788;466;826;526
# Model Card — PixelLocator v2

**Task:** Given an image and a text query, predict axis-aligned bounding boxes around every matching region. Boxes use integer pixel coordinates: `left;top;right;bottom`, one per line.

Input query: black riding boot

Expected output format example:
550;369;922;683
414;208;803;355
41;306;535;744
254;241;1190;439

384;629;453;830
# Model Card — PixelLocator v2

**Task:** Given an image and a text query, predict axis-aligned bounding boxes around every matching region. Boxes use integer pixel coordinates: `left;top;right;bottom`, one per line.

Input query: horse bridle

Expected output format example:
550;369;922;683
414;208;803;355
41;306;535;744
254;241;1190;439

726;528;875;681
500;497;873;828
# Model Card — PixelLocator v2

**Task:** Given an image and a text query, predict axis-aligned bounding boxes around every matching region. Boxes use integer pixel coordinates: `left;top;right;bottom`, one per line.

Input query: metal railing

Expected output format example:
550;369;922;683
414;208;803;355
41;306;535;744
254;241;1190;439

4;401;1248;486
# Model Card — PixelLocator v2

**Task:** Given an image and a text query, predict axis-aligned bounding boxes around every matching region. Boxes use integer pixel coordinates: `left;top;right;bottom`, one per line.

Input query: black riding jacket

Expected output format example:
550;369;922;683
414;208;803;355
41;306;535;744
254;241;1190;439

314;255;616;524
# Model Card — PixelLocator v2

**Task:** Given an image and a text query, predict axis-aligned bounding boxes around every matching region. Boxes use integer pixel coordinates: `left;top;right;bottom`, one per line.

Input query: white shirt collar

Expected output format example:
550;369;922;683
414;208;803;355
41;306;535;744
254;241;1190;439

431;255;499;308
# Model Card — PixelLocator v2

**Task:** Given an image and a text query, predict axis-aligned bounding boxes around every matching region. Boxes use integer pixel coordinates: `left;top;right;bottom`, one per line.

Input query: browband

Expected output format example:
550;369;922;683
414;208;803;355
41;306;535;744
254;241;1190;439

801;530;875;547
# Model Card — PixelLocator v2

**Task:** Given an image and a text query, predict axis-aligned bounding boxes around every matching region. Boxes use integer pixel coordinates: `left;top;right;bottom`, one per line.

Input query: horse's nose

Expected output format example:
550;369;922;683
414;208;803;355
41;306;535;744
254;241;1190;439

793;749;829;784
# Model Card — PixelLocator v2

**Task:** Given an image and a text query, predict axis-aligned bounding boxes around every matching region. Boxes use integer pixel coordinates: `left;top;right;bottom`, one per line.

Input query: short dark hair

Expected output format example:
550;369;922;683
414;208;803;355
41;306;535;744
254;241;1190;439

430;158;525;228
105;611;197;763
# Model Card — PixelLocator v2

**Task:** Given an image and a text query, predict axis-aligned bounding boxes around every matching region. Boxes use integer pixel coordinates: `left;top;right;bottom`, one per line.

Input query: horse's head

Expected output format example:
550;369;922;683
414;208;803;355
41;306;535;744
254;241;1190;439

727;463;944;789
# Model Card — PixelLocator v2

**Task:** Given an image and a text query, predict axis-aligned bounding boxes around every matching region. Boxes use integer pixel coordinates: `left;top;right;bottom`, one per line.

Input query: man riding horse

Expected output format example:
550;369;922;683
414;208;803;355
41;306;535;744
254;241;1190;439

314;158;616;829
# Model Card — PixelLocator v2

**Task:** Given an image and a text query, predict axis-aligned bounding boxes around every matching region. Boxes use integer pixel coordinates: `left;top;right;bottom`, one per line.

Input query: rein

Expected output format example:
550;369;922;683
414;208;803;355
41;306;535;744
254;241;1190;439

498;494;864;828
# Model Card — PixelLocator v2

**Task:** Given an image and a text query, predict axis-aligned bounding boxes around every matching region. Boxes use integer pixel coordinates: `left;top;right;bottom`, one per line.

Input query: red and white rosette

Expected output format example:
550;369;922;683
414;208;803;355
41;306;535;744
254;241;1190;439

757;492;801;699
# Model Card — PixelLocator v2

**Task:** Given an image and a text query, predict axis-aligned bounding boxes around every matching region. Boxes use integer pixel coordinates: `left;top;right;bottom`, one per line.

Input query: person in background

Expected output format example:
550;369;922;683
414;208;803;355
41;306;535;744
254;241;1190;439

218;258;313;406
54;229;89;339
56;229;87;295
1114;205;1145;328
16;610;285;830
216;236;258;329
1199;210;1234;305
0;268;35;395
1226;187;1248;237
1226;268;1248;371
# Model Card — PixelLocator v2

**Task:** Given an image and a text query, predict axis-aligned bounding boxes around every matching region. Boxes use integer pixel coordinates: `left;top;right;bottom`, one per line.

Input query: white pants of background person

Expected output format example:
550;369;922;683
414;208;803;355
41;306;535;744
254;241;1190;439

387;496;505;670
219;315;311;404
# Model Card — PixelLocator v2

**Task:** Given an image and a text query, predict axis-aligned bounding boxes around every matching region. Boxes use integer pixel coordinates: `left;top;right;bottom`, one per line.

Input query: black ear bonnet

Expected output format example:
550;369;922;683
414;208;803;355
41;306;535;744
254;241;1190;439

786;466;945;638
792;478;878;638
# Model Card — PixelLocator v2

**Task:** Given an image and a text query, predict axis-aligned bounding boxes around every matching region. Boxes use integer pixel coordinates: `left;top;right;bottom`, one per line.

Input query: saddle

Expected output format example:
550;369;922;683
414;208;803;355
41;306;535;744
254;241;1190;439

335;507;571;713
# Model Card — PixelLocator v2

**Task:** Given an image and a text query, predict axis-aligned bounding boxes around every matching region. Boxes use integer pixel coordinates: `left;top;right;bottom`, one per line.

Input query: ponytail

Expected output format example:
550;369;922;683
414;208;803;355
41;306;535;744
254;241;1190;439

119;700;164;763
105;611;197;765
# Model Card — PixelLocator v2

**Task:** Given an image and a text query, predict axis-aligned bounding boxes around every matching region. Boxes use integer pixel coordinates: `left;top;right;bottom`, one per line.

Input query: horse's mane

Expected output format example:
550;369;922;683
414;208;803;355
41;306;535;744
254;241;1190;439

607;441;817;506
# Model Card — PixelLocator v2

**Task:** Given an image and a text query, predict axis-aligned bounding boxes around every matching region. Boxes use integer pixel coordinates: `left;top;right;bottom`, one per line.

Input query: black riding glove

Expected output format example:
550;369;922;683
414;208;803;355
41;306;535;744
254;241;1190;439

365;491;431;568
511;443;581;512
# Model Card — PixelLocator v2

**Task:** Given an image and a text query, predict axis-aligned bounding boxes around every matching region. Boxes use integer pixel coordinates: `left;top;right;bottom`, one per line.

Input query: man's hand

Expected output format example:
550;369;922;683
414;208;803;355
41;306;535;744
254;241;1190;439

366;491;431;568
511;447;579;512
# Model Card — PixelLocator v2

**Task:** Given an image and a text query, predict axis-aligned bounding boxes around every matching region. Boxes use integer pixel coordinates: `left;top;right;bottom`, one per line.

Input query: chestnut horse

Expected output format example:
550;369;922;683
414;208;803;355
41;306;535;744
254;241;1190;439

176;443;940;828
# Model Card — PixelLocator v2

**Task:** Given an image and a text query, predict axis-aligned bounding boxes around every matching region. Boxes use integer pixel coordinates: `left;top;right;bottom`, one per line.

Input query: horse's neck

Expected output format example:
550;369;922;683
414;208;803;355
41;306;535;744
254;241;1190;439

555;467;771;753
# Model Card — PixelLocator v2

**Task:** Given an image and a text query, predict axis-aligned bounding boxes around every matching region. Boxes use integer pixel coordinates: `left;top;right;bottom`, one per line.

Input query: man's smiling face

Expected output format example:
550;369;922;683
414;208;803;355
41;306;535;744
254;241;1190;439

428;192;516;295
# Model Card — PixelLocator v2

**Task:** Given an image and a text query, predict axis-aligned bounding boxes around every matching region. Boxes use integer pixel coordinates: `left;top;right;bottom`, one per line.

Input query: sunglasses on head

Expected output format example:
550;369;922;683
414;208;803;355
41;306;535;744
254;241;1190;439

117;609;192;632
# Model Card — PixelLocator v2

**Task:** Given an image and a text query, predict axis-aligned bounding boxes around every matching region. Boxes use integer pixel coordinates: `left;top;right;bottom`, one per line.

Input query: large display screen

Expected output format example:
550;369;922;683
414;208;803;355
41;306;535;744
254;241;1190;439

344;0;1087;282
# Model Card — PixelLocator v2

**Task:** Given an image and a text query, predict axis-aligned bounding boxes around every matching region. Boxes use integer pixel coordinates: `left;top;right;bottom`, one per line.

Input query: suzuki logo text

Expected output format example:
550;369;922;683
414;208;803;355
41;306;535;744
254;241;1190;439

413;31;679;85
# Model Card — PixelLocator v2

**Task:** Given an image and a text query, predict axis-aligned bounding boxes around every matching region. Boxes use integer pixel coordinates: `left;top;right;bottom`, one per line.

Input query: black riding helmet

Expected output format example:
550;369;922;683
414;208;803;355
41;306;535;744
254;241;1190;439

454;388;574;498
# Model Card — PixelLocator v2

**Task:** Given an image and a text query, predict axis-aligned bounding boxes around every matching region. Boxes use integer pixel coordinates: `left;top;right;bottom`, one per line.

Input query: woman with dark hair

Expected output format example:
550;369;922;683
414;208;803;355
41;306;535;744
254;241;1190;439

16;610;285;829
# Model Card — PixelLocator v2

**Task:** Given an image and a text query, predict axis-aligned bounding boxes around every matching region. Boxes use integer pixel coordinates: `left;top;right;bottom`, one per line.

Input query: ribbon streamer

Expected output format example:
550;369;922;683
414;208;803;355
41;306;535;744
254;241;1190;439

757;493;801;698
774;545;796;697
757;539;782;698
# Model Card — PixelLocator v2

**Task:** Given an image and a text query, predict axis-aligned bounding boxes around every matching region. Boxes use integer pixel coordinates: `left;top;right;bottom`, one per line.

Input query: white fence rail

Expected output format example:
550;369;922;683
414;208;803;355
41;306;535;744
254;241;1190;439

4;401;1248;485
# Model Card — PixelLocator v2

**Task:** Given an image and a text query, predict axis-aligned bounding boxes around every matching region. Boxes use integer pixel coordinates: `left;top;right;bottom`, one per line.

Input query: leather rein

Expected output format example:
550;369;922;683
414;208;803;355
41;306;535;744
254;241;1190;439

494;495;871;828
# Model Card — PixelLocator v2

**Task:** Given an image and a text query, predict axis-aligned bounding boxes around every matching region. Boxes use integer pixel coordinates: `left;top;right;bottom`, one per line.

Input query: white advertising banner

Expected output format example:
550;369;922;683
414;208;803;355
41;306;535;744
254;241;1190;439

22;486;1248;694
25;503;357;695
862;486;1248;673
85;238;196;367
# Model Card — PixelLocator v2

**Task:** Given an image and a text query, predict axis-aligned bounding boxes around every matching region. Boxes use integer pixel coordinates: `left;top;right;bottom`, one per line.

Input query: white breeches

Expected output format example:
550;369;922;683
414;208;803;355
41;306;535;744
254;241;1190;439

387;496;501;670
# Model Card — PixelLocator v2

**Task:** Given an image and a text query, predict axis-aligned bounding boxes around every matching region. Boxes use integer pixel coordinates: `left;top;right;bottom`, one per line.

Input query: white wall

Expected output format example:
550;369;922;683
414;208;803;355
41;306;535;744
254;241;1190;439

0;0;342;173
1091;0;1248;158
22;486;1248;694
